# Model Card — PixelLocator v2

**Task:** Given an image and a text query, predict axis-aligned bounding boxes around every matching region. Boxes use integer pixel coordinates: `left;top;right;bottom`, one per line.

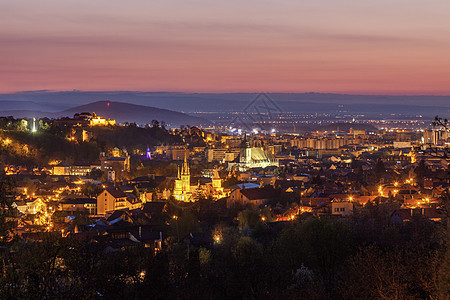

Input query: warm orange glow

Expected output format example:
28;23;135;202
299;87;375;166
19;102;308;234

90;117;116;126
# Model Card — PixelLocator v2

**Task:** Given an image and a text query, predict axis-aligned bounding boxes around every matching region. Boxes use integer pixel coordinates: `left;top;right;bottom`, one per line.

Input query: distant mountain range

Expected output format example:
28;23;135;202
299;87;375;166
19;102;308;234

0;90;449;120
0;100;211;127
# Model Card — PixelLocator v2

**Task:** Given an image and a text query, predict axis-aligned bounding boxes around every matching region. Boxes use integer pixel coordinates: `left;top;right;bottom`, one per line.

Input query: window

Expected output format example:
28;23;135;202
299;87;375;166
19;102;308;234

340;207;345;212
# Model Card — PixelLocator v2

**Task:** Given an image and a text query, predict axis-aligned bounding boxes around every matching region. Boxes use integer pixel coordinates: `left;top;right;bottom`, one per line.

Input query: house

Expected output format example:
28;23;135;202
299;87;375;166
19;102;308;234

14;198;45;215
97;187;142;215
227;186;277;208
100;226;162;252
312;201;331;216
391;207;444;224
331;201;354;217
59;197;97;215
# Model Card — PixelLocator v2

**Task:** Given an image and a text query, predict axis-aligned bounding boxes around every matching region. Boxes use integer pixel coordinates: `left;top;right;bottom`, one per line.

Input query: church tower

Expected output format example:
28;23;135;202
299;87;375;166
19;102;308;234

240;135;252;163
174;166;183;195
181;154;190;193
212;169;222;190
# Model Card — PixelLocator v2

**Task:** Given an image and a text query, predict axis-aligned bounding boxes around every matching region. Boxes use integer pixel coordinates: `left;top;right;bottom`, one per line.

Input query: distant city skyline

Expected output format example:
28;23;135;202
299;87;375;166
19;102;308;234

1;0;450;95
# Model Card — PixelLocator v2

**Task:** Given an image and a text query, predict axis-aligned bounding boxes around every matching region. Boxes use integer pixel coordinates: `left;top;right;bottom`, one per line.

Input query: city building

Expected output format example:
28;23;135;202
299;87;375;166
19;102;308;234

97;187;142;215
228;137;279;171
173;156;193;201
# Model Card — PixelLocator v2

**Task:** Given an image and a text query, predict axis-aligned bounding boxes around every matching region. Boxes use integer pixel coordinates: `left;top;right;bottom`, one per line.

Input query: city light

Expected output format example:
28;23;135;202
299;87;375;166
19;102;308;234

31;118;37;133
1;0;448;296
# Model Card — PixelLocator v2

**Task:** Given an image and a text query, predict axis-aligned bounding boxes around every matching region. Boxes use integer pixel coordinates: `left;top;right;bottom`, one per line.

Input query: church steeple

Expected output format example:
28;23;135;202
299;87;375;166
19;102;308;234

182;153;190;175
174;154;191;201
212;168;222;189
213;168;220;180
240;134;250;149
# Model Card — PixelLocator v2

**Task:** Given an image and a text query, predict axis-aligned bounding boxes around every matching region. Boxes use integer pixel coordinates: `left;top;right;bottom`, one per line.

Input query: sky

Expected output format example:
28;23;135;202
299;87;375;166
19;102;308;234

1;0;450;95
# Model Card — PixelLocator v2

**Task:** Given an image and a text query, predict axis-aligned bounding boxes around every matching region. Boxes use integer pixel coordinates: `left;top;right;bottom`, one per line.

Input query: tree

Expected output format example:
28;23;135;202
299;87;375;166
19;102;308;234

338;244;442;299
88;168;103;180
81;182;103;198
151;120;160;128
414;159;429;183
374;158;386;178
238;209;261;229
0;169;16;243
231;236;265;298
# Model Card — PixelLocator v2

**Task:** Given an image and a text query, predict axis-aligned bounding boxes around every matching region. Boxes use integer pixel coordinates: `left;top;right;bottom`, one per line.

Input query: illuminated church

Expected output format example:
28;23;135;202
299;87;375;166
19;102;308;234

173;156;192;201
228;137;279;171
170;156;226;202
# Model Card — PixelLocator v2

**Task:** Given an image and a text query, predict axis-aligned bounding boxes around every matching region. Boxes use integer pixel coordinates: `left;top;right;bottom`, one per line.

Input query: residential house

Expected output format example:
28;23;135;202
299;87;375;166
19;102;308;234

97;187;142;215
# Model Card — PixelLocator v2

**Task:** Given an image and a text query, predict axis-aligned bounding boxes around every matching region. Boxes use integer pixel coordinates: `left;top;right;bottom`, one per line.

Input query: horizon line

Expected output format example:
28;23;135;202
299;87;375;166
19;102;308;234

2;89;450;97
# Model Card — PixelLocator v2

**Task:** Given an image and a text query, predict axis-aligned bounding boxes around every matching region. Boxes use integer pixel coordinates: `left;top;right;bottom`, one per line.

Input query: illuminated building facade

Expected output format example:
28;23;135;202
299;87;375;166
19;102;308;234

173;156;192;201
228;137;279;171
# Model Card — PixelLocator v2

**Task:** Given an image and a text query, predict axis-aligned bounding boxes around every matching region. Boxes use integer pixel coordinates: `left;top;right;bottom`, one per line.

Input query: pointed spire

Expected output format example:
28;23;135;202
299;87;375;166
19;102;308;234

183;152;189;175
213;168;220;179
177;166;180;179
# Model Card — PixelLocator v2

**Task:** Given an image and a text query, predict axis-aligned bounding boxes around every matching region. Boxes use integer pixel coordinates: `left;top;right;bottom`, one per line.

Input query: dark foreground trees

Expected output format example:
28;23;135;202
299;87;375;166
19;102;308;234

0;199;448;299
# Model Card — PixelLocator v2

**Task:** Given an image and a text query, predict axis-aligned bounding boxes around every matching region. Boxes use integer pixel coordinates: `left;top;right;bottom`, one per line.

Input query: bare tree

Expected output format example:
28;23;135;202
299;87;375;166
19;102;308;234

422;116;450;158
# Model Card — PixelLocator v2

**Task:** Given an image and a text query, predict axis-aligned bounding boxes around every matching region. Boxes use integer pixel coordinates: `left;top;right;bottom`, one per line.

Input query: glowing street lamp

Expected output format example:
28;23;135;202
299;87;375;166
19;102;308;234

31;118;37;133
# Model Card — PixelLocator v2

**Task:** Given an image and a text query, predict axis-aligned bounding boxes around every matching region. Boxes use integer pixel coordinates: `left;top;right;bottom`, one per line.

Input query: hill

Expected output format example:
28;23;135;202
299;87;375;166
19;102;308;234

1;91;449;117
58;101;211;127
0;101;211;127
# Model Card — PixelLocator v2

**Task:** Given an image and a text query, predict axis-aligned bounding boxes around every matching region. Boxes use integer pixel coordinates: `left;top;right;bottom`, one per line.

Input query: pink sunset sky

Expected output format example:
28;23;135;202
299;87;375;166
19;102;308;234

1;0;450;94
